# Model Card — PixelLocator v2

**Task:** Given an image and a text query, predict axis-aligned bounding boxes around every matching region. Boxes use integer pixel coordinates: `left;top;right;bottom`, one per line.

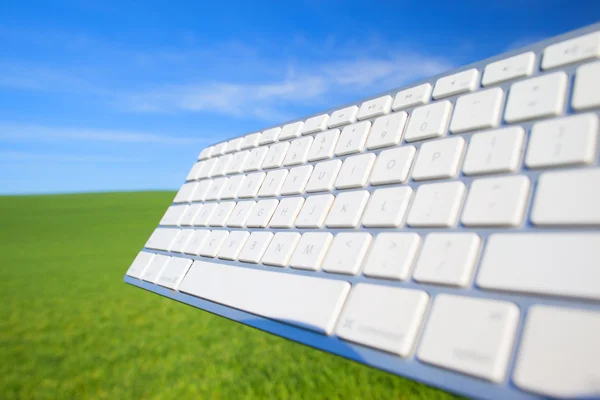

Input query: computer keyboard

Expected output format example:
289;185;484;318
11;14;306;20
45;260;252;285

124;23;600;400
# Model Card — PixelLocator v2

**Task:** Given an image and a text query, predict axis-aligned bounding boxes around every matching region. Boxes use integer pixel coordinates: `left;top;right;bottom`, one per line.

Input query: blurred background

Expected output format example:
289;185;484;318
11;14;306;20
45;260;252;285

1;1;598;399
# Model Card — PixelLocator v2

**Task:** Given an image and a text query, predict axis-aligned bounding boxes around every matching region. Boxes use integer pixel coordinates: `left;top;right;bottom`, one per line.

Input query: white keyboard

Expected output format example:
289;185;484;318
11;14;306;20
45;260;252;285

125;24;600;400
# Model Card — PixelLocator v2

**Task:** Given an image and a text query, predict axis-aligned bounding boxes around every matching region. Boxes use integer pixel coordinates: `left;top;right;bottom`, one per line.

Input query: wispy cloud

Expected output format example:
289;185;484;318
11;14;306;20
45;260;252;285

0;150;140;163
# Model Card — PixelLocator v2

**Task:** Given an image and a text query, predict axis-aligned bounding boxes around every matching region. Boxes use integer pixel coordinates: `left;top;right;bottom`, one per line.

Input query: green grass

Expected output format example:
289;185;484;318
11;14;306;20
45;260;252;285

0;192;462;400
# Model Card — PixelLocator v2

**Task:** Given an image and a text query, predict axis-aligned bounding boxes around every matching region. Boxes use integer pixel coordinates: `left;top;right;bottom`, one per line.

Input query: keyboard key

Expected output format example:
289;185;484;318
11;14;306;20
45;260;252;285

212;142;227;156
220;175;245;199
531;168;600;226
225;150;249;174
334;120;371;156
283;136;313;166
160;205;188;226
572;61;600;110
279;121;304;140
362;233;421;281
146;228;180;251
180;204;202;226
224;138;242;154
365;112;408;150
205;177;227;201
362;187;413;228
280;165;313;195
449;87;504;133
126;251;155;279
198;146;213;160
190;180;212;202
513;306;600;398
481;52;535;86
269;197;305;228
322;232;372;275
289;232;333;271
462;127;525;175
369;146;416;185
186;162;203;181
307;129;340;161
325;190;370;228
477;233;600;300
295;194;335;228
183;229;210;255
211;155;232;177
238;172;265;198
261;232;301;267
171;229;194;253
173;182;198;203
226;201;255;228
417;294;519;383
238;231;273;263
328;105;358;128
336;284;429;357
432;68;479;99
357;95;392;120
199;230;229;257
406;181;466;228
302;114;329;135
404;101;452;142
179;260;351;334
305;159;342;192
241;132;261;149
335;153;376;189
542;31;600;69
141;254;170;283
218;231;250;261
198;158;218;179
259;127;281;145
156;257;192;290
243;147;269;172
192;203;217;226
462;176;530;227
392;83;432;111
526;113;598;169
245;199;279;228
258;169;288;197
412;233;481;287
412;137;465;181
262;142;290;169
208;202;236;227
504;72;567;122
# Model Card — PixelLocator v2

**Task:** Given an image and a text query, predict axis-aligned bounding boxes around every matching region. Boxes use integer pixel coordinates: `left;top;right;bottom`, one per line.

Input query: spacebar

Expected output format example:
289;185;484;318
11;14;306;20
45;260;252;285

178;261;351;335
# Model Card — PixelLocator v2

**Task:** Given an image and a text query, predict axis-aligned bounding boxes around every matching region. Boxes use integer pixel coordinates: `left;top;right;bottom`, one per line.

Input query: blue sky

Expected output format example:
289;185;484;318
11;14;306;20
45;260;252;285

1;0;598;194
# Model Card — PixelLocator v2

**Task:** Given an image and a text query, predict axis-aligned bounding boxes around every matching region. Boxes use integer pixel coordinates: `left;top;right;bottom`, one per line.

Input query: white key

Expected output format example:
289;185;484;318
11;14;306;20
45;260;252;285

226;201;255;228
198;157;218;179
449;88;504;133
220;175;245;199
258;169;288;197
462;127;525;175
305;159;342;192
179;260;351;334
224;138;242;154
482;52;535;86
186;162;203;181
307;129;340;161
262;142;290;169
126;252;155;279
462;175;530;227
392;83;432;111
173;182;198;203
325;191;370;228
160;205;188;226
218;231;250;261
365;112;408;150
542;31;600;69
336;284;429;357
243;147;269;172
477;233;600;300
328;105;358;128
241;132;261;149
269;197;305;228
432;69;479;99
572;61;600;110
406;181;466;227
335;153;376;189
283;136;313;166
295;194;335;228
141;254;170;283
357;95;392;120
199;230;229;257
205;177;227;201
198;146;213;160
531;168;600;226
504;72;567;122
192;202;217;226
212;142;227;156
369;146;416;185
526;113;598;168
156;257;193;290
211;154;232;177
180;204;202;226
362;187;413;228
289;232;333;271
261;232;301;267
259;127;280;145
225;150;249;174
404;101;452;142
302;114;329;135
279;121;303;140
238;232;273;263
413;233;481;287
146;228;180;251
183;229;210;255
246;199;279;228
171;229;195;253
418;295;519;383
334;121;372;156
208;202;236;227
513;306;600;399
280;165;313;195
322;233;372;275
412;137;465;181
238;172;265;198
362;233;421;281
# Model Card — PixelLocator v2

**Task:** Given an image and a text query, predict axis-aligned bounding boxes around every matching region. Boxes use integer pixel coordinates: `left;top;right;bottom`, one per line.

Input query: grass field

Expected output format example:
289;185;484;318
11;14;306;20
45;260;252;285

0;191;461;400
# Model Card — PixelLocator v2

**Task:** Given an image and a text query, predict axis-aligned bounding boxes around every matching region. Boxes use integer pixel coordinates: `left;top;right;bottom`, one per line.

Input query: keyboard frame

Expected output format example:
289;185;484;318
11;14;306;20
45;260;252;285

125;22;600;400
